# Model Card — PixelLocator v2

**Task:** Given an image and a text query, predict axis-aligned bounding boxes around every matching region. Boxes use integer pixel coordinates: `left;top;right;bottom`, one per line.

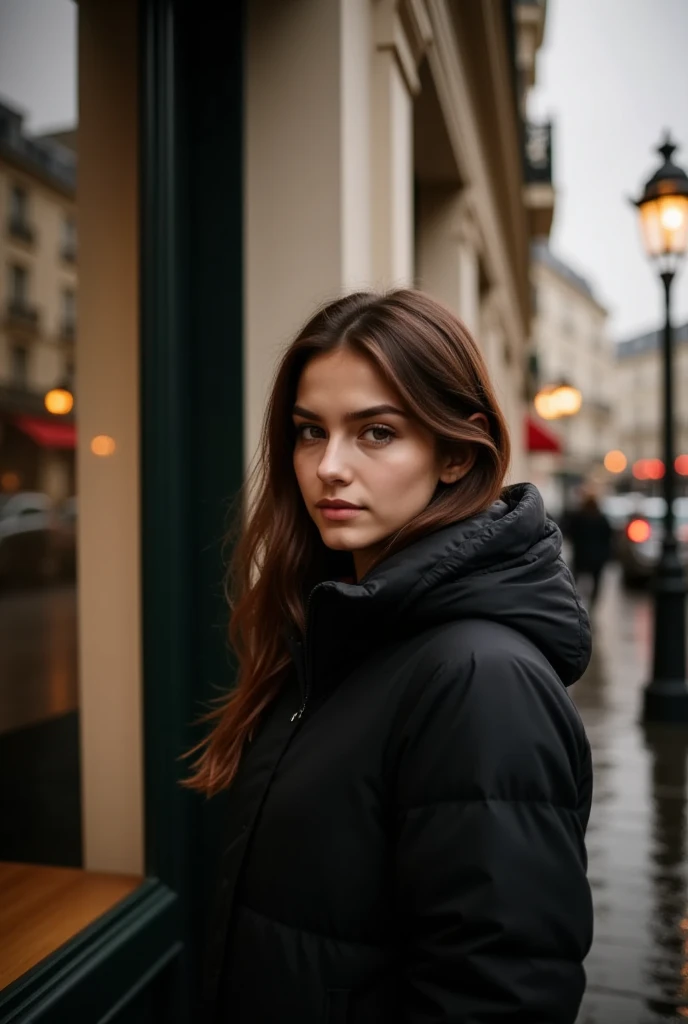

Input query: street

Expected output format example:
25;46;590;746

1;571;688;1018
574;564;688;1022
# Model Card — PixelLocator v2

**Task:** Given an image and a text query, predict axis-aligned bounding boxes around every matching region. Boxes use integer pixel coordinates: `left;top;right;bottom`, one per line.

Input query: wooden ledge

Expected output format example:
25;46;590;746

0;861;141;990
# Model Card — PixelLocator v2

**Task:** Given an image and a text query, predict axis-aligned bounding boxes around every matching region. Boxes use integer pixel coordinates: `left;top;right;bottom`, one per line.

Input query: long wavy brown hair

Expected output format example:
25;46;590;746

185;289;511;795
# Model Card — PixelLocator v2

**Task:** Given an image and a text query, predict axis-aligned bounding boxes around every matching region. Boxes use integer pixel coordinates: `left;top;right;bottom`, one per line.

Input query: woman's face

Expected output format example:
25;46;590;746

292;347;467;581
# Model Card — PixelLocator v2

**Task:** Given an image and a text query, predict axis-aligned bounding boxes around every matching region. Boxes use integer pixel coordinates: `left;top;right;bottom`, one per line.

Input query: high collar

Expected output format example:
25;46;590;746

292;483;591;705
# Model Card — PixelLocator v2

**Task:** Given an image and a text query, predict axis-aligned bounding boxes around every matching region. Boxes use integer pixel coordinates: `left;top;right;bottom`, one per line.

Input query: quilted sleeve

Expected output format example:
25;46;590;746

392;642;593;1023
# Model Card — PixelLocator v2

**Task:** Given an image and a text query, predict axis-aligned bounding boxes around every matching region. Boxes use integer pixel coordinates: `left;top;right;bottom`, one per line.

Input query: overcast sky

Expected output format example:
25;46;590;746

0;0;687;339
530;0;688;338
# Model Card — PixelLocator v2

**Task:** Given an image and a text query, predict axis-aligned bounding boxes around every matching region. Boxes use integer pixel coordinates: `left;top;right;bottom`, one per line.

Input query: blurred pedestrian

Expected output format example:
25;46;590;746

188;290;594;1023
566;493;613;607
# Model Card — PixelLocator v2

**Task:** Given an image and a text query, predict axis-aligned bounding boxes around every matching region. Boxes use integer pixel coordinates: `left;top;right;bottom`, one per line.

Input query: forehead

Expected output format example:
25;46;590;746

296;348;399;404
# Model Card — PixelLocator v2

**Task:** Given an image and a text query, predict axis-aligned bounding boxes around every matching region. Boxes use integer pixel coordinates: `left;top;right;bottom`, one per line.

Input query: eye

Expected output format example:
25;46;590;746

295;423;325;442
361;425;395;446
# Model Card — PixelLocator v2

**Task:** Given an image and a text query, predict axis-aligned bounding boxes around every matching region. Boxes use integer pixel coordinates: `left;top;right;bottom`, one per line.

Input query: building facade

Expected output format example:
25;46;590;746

615;322;688;480
0;1;553;1022
0;101;77;502
245;0;551;485
528;242;615;514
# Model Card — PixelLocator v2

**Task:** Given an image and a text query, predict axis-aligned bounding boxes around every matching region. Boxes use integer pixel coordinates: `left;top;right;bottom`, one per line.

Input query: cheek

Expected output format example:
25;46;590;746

372;446;438;496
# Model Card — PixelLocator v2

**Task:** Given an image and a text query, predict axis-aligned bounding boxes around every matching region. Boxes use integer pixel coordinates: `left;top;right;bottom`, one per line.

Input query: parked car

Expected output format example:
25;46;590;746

0;491;59;586
617;496;688;587
600;492;651;555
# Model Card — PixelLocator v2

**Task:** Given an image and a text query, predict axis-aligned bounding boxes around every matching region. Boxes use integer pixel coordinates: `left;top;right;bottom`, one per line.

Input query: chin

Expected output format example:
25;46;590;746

318;531;358;552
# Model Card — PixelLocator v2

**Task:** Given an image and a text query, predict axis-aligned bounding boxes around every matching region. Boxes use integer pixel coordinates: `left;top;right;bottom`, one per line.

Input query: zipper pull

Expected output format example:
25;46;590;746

290;710;302;723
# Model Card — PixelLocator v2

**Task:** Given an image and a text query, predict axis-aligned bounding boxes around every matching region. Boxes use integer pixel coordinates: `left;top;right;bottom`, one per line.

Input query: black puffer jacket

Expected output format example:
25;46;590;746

206;483;594;1023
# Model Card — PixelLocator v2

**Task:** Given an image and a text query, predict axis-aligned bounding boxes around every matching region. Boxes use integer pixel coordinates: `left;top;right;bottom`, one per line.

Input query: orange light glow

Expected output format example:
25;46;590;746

44;387;74;416
604;450;627;474
0;471;20;492
676;455;688;476
90;434;116;457
627;519;652;544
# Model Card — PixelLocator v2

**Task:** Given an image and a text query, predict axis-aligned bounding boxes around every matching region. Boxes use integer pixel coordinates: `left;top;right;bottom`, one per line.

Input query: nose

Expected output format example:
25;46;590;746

316;437;353;486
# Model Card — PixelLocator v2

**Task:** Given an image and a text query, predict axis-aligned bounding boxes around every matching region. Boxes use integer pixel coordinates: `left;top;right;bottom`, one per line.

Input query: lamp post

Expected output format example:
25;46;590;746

632;133;688;722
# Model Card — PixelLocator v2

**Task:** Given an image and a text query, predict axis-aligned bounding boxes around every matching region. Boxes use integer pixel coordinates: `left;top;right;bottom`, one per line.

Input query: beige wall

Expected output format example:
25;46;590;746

77;0;143;876
245;0;535;486
244;0;349;468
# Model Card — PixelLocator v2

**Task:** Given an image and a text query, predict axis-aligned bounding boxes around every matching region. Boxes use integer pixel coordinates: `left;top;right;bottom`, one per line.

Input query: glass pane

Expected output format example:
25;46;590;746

0;0;142;990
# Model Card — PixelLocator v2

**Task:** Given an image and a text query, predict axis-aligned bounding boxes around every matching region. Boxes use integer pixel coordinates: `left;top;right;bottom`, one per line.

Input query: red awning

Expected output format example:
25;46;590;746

526;415;562;454
14;415;76;449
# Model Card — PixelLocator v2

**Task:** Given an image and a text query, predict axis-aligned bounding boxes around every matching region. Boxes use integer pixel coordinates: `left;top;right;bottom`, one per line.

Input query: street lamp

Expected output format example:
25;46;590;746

44;381;74;416
533;379;583;420
632;132;688;722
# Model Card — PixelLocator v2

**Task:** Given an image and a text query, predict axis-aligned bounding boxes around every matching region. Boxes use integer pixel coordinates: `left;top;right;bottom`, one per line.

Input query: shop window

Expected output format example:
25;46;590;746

0;0;143;994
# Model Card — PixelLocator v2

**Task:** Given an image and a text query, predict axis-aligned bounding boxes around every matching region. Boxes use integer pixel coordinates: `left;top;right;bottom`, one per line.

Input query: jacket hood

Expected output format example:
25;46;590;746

310;483;591;689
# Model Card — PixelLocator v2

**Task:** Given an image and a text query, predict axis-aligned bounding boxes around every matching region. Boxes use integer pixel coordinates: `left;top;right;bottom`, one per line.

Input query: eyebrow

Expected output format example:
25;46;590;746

292;404;408;422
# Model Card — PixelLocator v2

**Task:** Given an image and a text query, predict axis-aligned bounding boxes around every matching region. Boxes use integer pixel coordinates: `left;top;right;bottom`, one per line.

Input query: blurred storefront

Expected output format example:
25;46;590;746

527;243;615;517
0;1;550;1021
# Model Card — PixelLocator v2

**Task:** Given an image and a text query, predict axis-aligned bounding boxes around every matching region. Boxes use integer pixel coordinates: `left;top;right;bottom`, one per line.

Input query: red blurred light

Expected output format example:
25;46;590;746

627;519;652;543
676;454;688;476
633;458;665;481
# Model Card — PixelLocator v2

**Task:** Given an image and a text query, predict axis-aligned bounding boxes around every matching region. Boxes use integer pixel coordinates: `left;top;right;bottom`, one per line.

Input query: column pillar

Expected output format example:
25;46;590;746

371;0;432;288
416;185;480;333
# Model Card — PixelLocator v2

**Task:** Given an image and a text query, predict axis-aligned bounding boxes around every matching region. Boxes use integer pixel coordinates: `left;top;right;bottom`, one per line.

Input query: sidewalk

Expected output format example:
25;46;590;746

573;567;688;1023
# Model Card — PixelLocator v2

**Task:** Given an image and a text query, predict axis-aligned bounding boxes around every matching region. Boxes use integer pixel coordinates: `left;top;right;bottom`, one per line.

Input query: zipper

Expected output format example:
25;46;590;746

290;582;324;722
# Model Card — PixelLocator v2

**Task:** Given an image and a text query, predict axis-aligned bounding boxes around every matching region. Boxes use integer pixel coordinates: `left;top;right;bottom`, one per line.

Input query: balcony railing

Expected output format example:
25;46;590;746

5;299;40;332
8;217;35;245
523;121;553;186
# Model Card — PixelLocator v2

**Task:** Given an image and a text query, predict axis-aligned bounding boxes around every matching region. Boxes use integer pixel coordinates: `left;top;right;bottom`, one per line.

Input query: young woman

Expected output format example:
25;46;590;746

190;290;594;1024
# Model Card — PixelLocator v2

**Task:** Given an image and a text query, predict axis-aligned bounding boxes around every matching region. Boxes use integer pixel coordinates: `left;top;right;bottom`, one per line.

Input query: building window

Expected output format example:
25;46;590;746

61;288;76;339
8;263;29;305
10;344;28;388
9;185;27;223
8;184;34;243
60;216;77;261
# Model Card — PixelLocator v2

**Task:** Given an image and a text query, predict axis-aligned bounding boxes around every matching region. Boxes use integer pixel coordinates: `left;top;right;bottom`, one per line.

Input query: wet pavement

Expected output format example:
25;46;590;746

573;564;688;1023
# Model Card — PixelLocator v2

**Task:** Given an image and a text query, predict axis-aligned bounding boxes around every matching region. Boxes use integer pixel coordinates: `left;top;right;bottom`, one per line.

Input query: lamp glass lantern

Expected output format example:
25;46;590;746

634;137;688;268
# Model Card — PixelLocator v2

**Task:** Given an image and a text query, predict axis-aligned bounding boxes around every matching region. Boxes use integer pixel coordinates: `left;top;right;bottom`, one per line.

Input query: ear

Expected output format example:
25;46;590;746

438;412;489;485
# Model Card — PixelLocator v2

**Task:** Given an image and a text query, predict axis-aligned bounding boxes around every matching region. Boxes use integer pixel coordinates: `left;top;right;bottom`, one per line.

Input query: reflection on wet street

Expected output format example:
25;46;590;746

573;564;688;1023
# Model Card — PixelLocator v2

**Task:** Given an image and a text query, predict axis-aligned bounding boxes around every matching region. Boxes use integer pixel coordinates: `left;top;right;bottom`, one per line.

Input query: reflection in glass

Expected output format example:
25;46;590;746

0;4;79;873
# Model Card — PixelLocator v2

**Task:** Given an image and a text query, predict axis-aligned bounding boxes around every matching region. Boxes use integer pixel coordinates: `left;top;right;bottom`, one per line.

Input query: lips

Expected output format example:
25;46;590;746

319;506;364;521
316;500;363;510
